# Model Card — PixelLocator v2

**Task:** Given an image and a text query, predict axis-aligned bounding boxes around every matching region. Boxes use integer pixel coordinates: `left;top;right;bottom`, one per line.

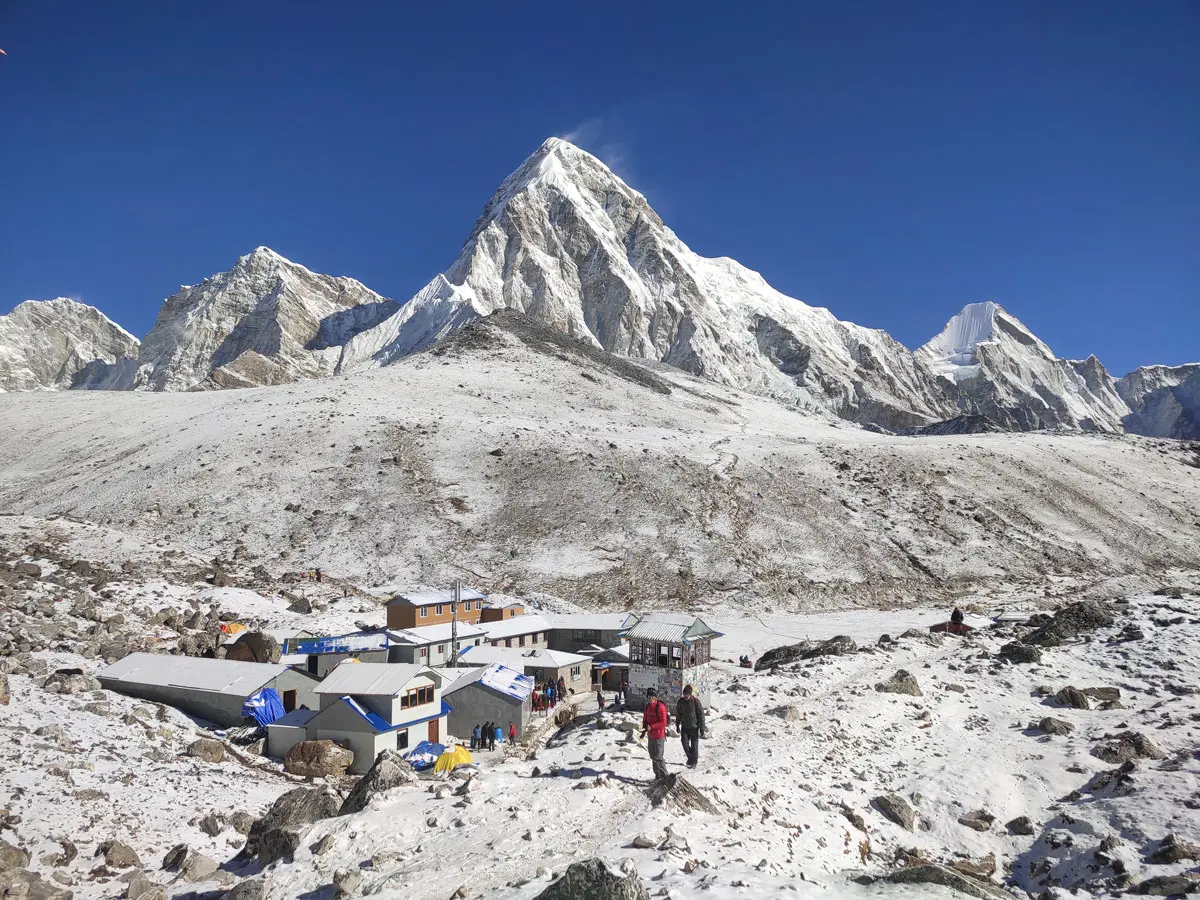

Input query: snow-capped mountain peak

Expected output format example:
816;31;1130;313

0;297;141;391
133;247;399;391
918;302;1128;431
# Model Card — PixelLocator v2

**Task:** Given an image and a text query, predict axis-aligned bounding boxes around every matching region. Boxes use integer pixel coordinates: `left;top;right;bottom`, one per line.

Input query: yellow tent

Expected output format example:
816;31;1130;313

220;623;248;635
433;745;473;775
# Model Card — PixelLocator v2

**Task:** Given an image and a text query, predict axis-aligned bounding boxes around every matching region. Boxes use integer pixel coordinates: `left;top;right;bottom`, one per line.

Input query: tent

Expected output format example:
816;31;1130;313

929;622;973;636
242;687;285;726
404;740;444;771
433;745;474;775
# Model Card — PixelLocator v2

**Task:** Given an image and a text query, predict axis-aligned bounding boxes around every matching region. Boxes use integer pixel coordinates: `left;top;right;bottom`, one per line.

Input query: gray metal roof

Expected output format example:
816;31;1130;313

444;663;534;701
314;662;441;696
623;614;722;643
478;615;550;641
387;622;487;645
97;652;290;697
545;612;634;631
386;587;487;607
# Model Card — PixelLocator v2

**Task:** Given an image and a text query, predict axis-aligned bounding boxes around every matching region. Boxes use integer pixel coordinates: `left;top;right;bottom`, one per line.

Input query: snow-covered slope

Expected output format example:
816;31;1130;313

339;138;955;429
1117;363;1200;439
133;247;398;391
1;315;1196;609
918;301;1130;432
0;298;140;391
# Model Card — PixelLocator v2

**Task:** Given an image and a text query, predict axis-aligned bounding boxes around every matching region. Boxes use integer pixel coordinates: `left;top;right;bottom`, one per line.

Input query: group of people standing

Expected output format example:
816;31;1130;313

640;684;707;781
531;676;569;712
470;721;517;750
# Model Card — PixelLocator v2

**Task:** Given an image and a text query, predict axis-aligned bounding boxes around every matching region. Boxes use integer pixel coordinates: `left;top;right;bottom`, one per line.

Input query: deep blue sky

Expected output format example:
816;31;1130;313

1;2;1196;375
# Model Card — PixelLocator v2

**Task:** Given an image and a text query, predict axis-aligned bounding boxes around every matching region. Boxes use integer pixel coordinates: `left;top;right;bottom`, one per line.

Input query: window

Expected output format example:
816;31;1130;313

658;645;670;667
435;604;444;615
519;635;526;647
419;647;428;658
437;644;445;655
400;685;435;708
398;731;410;750
475;639;481;646
671;646;682;669
570;665;581;679
505;638;513;648
492;640;499;647
630;643;641;663
420;606;428;618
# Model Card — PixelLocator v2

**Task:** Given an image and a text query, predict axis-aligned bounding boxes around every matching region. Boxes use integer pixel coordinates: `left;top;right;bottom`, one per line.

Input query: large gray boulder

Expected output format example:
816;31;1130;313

187;738;225;764
754;641;814;670
887;864;1013;900
0;839;30;872
223;632;282;665
1026;601;1115;647
339;749;418;815
532;858;649;900
284;740;354;779
876;670;922;696
873;794;916;830
244;787;340;864
1093;731;1167;764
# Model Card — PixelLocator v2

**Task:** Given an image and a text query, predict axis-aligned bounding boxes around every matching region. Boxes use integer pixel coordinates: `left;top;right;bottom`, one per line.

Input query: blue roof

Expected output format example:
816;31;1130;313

290;632;390;655
339;696;452;733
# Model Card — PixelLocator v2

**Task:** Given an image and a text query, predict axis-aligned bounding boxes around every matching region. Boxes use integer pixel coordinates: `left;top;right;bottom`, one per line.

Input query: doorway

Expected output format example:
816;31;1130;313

428;719;440;743
282;689;297;713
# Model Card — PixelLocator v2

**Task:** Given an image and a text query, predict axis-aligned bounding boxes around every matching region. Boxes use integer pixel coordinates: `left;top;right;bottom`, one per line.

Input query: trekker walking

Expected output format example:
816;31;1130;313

676;684;706;769
557;676;567;701
508;721;517;743
640;688;670;782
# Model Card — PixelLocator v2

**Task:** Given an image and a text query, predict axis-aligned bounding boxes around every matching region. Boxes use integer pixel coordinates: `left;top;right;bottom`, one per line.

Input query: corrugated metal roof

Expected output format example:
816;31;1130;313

387;587;487;607
444;663;533;701
478;615;550;641
387;622;487;645
545;613;634;631
314;662;437;696
457;645;590;669
291;632;390;655
624;614;723;643
97;653;289;697
268;708;319;728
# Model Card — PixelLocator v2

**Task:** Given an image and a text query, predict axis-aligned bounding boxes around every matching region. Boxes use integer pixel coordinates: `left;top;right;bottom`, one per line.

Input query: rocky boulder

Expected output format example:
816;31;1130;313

958;809;996;832
1055;686;1091;710
0;674;9;706
1026;601;1115;647
243;787;340;864
754;641;813;670
187;738;225;764
42;669;100;694
1006;816;1035;836
876;670;922;696
806;635;857;658
223;632;282;665
284;740;354;779
0;867;74;899
1093;731;1167;764
532;857;649;900
765;705;804;723
887;864;1013;900
1134;875;1197;896
1148;834;1200;865
0;839;30;872
1038;717;1075;736
873;794;916;830
224;877;266;900
999;641;1042;664
97;839;141;868
339;749;418;815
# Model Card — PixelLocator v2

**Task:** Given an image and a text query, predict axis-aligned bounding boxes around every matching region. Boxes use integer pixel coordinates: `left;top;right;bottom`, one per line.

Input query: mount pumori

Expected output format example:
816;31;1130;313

0;138;1193;438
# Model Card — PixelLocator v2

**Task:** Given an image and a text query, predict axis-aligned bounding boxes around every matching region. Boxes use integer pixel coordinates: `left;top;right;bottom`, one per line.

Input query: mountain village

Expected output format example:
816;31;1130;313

0;136;1197;900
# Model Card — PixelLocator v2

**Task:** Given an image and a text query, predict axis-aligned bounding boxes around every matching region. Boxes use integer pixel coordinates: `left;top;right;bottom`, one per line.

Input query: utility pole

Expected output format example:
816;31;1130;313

449;579;460;669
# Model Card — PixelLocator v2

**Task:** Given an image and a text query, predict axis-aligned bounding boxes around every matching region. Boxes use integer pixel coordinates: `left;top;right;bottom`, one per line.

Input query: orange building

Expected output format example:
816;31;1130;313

385;588;487;631
479;598;526;623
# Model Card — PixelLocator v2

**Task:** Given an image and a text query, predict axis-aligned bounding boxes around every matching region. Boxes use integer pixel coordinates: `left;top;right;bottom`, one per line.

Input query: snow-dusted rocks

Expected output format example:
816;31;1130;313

918;301;1130;431
133;247;397;391
1118;363;1200;439
338;138;955;429
0;298;140;391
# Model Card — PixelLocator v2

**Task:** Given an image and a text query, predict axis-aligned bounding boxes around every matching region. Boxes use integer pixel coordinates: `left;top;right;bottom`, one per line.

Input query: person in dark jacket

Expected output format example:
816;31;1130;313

951;607;965;626
676;684;706;768
640;688;670;781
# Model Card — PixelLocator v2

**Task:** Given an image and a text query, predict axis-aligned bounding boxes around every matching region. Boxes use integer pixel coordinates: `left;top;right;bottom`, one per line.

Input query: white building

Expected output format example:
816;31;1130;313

456;646;589;691
296;662;450;773
478;614;551;650
386;622;488;666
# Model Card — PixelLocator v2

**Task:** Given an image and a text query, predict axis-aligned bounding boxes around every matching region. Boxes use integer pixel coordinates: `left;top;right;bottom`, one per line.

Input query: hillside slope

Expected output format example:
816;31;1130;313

0;315;1196;608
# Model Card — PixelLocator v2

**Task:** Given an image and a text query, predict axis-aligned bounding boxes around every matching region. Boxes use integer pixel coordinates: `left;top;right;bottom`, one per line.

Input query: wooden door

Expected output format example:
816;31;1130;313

283;690;297;712
428;719;440;743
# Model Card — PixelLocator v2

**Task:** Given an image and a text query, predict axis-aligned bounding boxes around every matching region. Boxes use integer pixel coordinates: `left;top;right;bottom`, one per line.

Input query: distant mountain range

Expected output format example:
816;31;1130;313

1;138;1195;438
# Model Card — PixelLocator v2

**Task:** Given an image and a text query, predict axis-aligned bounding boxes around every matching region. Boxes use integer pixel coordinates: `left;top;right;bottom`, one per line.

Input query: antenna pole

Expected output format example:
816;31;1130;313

450;579;459;669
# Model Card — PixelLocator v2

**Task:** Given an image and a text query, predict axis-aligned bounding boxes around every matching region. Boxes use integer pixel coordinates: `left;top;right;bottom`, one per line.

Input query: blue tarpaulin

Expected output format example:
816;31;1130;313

242;688;285;726
405;740;444;771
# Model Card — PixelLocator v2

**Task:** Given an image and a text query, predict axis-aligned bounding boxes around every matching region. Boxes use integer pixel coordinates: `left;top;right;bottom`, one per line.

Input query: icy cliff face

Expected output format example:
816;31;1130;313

0;298;140;391
133;247;398;391
340;138;955;428
918;302;1129;432
1118;364;1200;439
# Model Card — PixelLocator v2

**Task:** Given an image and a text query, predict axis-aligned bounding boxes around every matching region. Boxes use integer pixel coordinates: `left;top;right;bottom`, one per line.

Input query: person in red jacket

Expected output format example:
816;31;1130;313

639;688;670;781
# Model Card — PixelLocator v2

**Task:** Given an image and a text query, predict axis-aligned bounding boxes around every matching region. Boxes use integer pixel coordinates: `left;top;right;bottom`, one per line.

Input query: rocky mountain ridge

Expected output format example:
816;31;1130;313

0;298;140;391
0;140;1193;438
